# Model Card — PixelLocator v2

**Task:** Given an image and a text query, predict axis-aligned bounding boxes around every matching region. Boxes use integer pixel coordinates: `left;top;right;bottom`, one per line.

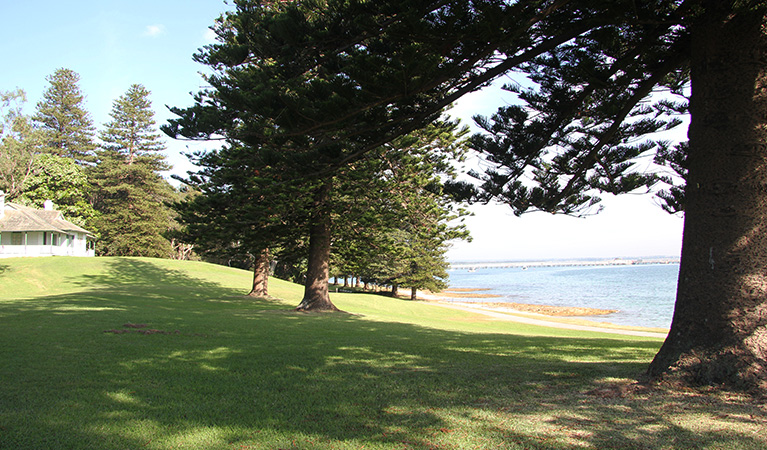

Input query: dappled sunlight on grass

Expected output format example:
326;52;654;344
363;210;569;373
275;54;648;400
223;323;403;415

0;257;765;449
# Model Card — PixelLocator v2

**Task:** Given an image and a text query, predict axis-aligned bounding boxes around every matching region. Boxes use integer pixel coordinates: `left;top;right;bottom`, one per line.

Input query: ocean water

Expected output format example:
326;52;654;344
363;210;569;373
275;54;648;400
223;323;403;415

445;263;679;329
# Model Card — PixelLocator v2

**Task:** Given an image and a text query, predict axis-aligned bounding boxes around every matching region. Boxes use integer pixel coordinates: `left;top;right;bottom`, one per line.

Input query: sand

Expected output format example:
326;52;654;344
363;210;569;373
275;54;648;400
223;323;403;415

427;289;618;316
418;289;668;338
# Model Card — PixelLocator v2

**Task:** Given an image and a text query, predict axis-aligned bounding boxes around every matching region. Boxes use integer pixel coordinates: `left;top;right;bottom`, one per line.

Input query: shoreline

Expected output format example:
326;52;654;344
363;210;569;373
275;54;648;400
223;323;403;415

418;290;669;338
425;289;619;317
449;257;680;270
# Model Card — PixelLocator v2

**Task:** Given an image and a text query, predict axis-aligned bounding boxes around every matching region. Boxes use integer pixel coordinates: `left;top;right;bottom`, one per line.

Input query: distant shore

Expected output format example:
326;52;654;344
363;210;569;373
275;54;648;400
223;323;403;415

425;260;676;336
449;257;680;271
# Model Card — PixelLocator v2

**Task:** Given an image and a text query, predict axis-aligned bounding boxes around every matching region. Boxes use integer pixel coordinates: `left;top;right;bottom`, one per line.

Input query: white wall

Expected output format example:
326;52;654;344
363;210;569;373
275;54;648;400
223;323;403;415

0;231;94;258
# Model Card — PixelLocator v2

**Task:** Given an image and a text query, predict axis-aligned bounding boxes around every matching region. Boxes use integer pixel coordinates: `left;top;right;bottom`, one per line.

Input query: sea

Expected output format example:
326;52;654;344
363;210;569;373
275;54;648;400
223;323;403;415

445;262;679;329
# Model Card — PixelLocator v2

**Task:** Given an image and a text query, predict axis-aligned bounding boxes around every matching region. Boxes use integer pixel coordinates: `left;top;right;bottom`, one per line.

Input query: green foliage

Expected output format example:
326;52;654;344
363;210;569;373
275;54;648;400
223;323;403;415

331;122;471;293
167;0;698;216
17;154;98;228
0;89;41;199
90;160;176;257
165;0;488;178
466;0;693;215
32;68;96;164
90;85;174;257
172;141;316;269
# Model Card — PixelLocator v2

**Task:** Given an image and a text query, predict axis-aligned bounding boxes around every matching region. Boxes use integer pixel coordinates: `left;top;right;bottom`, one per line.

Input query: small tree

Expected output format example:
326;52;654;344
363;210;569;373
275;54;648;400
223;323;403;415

0;89;41;199
330;122;471;299
18;154;97;228
33;68;96;165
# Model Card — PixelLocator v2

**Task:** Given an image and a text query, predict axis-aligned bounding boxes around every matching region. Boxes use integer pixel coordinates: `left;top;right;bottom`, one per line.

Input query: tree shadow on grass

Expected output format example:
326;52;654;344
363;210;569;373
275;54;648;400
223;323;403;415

0;265;765;449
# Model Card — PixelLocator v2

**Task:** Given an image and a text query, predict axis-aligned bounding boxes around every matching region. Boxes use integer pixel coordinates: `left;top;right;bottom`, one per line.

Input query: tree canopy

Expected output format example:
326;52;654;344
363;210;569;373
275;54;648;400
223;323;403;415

18;154;97;228
33;68;96;165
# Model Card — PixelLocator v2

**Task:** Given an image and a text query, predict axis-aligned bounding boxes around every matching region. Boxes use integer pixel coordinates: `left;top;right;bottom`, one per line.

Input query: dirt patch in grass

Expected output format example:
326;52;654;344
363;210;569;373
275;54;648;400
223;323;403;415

104;323;182;335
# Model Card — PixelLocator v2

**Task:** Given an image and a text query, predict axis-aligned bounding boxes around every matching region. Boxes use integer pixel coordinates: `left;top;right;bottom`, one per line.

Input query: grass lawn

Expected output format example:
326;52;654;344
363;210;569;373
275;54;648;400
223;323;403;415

0;257;764;450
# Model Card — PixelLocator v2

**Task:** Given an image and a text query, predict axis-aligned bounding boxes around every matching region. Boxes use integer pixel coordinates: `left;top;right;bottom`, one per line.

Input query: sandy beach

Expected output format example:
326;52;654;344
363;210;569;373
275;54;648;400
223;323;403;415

419;289;669;339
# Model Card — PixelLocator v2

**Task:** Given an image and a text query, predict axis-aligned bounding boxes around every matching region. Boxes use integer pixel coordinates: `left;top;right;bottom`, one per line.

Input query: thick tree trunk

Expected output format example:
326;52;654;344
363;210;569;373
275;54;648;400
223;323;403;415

296;181;339;311
648;6;767;390
410;287;417;301
247;248;270;297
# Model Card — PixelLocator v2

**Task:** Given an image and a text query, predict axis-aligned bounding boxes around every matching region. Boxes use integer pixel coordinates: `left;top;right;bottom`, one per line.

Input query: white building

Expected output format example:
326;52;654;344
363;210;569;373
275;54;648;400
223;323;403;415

0;191;95;258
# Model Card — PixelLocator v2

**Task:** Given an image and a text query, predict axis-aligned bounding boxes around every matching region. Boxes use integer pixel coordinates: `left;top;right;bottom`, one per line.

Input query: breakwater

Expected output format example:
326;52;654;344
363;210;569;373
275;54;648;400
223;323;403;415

450;257;679;271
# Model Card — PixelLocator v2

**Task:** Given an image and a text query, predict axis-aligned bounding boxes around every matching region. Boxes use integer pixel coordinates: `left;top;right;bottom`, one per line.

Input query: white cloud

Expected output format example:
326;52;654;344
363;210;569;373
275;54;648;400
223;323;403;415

143;24;166;37
203;28;217;43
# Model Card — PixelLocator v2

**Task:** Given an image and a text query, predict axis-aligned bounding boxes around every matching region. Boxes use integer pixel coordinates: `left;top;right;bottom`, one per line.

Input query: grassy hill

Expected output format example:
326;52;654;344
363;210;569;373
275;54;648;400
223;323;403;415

0;257;764;449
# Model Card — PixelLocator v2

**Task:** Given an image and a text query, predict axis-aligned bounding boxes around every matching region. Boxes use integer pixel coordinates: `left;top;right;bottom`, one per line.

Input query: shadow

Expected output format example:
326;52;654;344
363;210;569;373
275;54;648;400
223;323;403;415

0;262;7;275
1;261;765;449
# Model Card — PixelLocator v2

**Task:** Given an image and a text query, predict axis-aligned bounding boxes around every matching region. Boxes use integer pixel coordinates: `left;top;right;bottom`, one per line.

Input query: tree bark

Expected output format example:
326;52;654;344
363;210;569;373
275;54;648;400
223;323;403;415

410;286;417;301
648;5;767;390
248;248;270;297
296;181;339;311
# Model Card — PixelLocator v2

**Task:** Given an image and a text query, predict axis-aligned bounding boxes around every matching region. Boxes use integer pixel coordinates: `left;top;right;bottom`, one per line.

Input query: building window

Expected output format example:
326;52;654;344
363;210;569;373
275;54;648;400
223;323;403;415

52;233;59;246
11;232;23;245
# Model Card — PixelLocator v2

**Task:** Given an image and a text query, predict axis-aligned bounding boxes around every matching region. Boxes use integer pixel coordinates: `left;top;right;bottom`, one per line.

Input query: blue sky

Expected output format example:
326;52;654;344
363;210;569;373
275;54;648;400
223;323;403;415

0;1;685;262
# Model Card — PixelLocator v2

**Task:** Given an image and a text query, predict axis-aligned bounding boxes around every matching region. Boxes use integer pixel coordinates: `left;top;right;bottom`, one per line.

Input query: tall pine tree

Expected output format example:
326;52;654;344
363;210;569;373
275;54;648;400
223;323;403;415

91;84;174;257
33;68;95;165
165;0;475;311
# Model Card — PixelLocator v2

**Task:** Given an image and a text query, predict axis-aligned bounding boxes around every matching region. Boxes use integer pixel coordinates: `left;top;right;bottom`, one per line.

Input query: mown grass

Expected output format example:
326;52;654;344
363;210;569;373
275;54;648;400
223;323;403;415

0;257;764;450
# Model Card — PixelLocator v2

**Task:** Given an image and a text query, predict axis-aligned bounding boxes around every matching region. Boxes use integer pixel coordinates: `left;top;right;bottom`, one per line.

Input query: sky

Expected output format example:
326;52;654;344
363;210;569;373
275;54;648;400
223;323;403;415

0;1;685;262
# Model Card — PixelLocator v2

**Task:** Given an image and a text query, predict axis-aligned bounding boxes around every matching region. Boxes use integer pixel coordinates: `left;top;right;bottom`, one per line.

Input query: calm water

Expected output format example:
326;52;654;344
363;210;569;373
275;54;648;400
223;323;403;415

446;263;679;329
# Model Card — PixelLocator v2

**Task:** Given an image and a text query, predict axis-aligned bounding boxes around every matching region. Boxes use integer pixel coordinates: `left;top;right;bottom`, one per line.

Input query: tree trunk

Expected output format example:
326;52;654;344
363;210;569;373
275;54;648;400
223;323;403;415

391;283;398;297
296;181;339;311
410;286;417;301
248;248;270;297
648;5;767;391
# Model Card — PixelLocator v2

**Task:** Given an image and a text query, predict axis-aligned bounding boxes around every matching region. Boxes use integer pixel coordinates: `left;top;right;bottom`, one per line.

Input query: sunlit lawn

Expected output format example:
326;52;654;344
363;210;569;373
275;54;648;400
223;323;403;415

0;257;764;449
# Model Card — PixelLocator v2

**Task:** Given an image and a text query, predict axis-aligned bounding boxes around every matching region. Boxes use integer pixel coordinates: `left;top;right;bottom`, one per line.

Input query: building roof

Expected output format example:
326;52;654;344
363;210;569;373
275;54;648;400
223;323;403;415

0;203;94;236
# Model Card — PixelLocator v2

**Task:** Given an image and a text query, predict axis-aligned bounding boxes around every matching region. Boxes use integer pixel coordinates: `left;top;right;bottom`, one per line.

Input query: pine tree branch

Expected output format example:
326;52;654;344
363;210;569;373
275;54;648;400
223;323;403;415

549;42;688;207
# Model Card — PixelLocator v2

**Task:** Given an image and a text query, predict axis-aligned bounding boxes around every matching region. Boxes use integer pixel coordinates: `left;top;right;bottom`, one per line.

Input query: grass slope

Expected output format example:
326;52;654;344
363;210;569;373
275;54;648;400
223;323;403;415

0;257;764;450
